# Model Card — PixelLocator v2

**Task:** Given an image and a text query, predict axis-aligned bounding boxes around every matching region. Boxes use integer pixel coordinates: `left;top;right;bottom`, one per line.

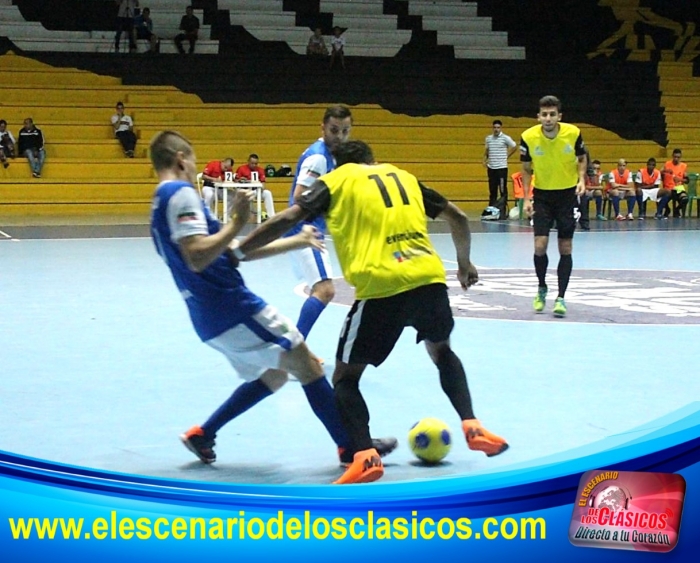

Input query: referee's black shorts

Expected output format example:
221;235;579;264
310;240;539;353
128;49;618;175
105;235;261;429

532;187;577;239
336;283;454;367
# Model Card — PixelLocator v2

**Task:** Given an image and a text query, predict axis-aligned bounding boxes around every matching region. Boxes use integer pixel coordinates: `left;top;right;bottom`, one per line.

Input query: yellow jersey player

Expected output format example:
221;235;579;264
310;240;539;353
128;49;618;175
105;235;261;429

235;140;509;484
521;95;587;317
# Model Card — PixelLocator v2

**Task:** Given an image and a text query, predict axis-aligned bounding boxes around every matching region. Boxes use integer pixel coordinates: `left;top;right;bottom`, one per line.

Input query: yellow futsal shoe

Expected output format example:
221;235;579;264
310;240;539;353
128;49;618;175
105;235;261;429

553;297;567;317
532;286;547;313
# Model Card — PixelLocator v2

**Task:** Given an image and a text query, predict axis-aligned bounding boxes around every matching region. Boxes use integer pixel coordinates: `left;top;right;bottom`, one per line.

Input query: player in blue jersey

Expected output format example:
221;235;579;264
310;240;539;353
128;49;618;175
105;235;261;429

149;130;396;470
285;105;353;342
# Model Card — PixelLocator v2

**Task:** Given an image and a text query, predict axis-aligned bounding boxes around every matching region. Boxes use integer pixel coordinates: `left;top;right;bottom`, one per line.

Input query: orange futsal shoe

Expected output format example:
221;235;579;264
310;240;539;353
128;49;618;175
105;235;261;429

462;419;509;457
333;448;384;484
180;425;216;464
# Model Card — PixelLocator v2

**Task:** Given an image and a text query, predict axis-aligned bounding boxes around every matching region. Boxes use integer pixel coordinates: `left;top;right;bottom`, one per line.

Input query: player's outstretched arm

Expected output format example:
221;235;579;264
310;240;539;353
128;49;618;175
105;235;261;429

242;225;324;261
439;202;478;290
235;204;311;260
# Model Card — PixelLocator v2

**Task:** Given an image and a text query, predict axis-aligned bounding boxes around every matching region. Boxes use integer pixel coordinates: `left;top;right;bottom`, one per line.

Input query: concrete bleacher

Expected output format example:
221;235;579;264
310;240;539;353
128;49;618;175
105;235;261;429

222;0;412;57
400;0;525;59
1;0;698;222
2;0;524;59
0;4;218;54
3;49;690;222
660;62;700;148
320;0;385;16
216;0;524;59
243;25;412;57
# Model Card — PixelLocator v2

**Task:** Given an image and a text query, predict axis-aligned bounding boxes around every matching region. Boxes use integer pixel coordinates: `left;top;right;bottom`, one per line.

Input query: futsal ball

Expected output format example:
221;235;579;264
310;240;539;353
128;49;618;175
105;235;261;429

408;418;452;464
508;206;521;220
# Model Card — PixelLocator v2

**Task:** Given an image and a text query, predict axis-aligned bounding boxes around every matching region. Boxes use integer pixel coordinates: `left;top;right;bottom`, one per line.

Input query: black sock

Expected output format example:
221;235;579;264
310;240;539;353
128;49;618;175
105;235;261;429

334;375;373;452
534;254;548;288
436;348;475;420
557;254;573;298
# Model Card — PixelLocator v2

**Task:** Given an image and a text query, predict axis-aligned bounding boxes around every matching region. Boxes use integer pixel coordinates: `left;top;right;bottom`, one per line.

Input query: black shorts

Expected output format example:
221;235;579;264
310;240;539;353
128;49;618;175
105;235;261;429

336;283;454;366
532;187;577;239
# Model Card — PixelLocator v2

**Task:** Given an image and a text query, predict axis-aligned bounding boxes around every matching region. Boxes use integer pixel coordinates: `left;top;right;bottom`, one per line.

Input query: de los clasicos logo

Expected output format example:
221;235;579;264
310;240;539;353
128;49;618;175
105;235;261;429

569;470;686;552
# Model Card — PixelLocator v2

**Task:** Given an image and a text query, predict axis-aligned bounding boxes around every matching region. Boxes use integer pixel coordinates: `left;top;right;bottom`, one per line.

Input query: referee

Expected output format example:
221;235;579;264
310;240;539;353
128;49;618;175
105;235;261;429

483;119;517;219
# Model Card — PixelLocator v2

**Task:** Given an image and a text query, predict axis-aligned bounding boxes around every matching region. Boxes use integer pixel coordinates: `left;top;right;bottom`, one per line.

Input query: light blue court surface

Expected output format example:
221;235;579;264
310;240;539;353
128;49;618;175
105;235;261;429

1;222;699;485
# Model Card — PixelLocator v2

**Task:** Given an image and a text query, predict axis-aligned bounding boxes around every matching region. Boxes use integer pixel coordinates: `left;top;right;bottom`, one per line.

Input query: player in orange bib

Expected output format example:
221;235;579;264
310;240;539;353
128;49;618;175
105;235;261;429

660;148;689;218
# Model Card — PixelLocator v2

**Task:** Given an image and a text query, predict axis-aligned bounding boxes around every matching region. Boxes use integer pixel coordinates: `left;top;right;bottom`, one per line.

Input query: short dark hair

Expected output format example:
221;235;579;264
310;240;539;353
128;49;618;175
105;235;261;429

539;95;562;112
323;105;352;124
150;130;193;171
592;159;601;166
492;119;502;126
0;119;6;127
116;101;124;108
672;148;682;155
248;153;259;160
647;157;657;165
333;140;374;166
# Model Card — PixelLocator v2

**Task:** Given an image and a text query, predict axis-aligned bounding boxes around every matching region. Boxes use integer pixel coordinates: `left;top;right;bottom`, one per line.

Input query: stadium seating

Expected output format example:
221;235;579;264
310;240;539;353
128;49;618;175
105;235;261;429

0;50;677;221
0;3;218;54
0;0;698;223
214;0;525;59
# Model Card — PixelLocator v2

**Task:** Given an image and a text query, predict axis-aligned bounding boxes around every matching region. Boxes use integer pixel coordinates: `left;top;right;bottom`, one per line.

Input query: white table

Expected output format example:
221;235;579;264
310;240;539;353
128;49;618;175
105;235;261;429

213;181;264;224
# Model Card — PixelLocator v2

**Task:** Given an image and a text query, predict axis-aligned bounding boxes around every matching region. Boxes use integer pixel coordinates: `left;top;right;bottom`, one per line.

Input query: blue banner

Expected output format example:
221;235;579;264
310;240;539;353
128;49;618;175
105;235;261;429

2;403;699;562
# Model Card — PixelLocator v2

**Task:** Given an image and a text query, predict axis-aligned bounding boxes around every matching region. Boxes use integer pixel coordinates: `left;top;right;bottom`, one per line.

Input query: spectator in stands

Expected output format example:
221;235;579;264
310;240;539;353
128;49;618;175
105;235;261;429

235;153;276;221
661;148;689;218
111;101;137;158
115;0;139;53
201;157;235;215
0;119;16;169
483;119;517;220
307;27;328;57
608;158;636;220
174;5;199;54
635;157;670;220
132;6;160;53
329;26;346;69
580;157;605;227
17;118;46;178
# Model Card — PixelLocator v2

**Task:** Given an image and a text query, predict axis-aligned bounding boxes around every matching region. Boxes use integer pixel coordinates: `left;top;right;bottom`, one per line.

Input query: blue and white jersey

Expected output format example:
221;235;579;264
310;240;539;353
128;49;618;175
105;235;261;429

150;179;266;341
286;138;335;236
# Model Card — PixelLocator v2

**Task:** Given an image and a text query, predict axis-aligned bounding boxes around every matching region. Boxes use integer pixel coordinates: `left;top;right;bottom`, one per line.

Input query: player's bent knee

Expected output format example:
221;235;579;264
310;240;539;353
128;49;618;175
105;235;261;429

311;280;335;304
280;344;324;383
332;361;365;386
425;340;450;364
534;238;549;254
259;369;289;393
557;238;573;252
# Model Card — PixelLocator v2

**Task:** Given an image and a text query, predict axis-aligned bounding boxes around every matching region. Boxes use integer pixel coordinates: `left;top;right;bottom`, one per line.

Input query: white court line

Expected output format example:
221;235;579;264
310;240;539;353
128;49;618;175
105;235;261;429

0;229;20;241
8;236;148;242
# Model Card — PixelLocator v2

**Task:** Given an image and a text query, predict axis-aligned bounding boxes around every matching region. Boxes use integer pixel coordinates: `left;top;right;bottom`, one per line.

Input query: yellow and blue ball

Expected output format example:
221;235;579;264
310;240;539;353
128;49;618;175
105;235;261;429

408;418;452;464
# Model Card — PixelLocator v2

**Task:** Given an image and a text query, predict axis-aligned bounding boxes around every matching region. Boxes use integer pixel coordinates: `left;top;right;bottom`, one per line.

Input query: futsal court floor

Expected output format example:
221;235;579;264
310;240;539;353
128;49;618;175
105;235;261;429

1;216;699;485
